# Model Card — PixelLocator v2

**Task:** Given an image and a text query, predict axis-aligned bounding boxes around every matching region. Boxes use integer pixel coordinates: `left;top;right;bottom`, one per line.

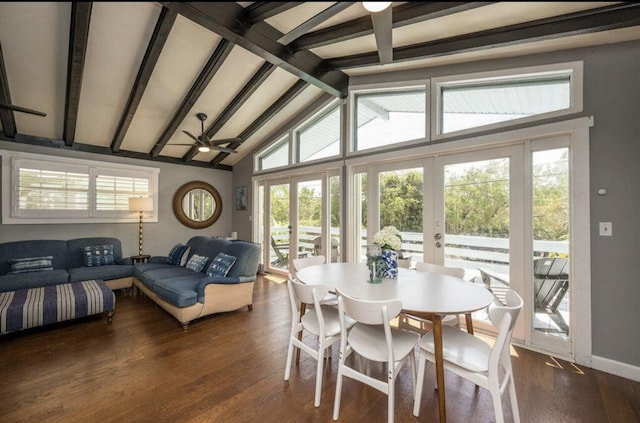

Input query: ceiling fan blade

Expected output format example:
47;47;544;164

210;137;241;145
211;145;238;154
371;6;392;65
182;130;204;145
0;102;47;117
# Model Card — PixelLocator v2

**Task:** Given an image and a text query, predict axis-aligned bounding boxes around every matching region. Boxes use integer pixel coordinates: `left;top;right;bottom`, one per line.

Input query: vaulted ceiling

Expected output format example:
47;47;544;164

1;2;639;171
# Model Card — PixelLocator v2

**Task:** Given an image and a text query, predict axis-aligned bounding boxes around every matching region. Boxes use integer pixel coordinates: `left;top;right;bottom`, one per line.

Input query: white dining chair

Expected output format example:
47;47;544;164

398;262;466;333
413;289;523;423
284;277;354;407
333;290;420;423
292;255;338;306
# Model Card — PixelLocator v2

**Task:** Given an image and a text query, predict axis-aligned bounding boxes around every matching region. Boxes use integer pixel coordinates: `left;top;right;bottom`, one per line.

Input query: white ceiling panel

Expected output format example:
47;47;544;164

121;14;221;153
76;2;162;147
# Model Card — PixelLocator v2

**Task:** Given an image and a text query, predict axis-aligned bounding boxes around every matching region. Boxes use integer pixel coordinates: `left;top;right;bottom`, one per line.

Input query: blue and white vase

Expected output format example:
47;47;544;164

378;249;398;279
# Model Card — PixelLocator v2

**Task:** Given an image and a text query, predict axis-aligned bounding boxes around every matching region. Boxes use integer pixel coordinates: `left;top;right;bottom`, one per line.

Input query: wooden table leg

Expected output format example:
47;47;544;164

296;303;306;364
433;314;446;423
465;312;474;335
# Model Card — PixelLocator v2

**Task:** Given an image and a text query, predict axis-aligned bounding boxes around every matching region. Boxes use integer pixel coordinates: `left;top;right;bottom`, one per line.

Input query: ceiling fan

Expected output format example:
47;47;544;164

167;113;239;153
0;101;46;117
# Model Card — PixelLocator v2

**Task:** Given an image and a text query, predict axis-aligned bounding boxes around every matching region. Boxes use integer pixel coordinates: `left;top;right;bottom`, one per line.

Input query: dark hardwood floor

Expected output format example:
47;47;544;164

1;275;639;423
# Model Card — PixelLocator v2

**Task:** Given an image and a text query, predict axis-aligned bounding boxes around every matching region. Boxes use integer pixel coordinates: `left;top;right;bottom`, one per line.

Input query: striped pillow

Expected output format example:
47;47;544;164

83;245;114;267
9;256;54;274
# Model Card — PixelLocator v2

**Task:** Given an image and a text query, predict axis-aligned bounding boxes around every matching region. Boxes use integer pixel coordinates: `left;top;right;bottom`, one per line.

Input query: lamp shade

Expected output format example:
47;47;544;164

128;197;154;212
362;2;391;12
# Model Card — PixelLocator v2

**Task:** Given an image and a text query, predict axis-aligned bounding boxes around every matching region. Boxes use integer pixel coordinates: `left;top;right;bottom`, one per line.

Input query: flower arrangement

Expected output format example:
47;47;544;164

373;226;402;251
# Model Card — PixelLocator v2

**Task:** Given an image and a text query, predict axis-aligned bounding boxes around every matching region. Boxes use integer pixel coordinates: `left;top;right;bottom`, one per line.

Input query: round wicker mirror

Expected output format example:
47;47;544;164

173;181;222;229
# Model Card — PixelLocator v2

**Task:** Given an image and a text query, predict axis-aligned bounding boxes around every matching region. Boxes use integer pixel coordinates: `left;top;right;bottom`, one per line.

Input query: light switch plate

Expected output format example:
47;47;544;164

599;222;612;236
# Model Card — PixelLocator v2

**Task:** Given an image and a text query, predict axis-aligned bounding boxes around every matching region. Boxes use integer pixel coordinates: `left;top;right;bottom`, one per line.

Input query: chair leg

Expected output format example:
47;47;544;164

387;366;395;423
490;383;505;423
314;345;325;407
508;376;521;423
413;351;426;417
333;363;344;421
284;334;296;381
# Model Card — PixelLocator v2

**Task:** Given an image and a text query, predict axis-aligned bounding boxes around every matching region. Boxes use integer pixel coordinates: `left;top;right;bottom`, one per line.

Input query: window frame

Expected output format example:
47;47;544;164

293;102;342;164
430;61;583;140
1;150;159;224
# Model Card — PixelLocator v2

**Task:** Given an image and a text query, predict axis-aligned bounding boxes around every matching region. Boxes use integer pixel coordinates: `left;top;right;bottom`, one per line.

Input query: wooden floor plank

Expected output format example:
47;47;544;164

1;275;639;422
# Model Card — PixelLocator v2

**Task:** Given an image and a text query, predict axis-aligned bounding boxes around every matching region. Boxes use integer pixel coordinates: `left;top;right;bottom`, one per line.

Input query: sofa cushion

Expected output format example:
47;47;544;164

67;237;125;269
167;244;190;266
8;256;54;274
0;269;70;293
185;254;209;273
82;245;115;267
151;275;201;307
135;265;194;291
206;253;237;277
68;264;133;283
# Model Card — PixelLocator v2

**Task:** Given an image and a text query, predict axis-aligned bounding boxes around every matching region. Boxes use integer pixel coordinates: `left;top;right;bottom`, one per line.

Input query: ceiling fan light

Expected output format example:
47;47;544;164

363;2;391;13
198;145;210;153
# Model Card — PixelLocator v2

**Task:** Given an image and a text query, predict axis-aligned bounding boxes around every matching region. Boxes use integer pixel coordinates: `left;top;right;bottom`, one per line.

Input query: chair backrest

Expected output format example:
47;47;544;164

415;262;465;279
487;289;523;373
293;255;326;272
288;277;330;307
336;289;402;326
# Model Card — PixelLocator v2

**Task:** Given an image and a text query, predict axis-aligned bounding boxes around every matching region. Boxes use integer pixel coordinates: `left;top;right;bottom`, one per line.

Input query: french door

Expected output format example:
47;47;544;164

257;171;341;276
433;140;573;357
357;139;576;358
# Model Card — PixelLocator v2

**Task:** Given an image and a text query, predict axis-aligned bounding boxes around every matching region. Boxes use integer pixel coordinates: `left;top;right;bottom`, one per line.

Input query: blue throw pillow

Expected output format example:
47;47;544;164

167;244;190;266
185;254;209;273
8;256;54;273
206;253;237;277
83;245;114;267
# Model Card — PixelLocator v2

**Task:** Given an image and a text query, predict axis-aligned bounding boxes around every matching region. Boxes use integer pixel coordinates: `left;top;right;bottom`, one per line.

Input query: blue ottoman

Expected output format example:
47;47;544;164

0;279;115;335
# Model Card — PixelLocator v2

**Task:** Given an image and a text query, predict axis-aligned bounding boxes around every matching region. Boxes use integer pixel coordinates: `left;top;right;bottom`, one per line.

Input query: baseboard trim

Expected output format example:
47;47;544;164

591;355;640;382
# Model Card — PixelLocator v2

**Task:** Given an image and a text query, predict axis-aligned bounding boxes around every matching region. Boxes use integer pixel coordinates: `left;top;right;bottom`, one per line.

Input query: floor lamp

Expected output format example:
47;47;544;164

129;197;154;256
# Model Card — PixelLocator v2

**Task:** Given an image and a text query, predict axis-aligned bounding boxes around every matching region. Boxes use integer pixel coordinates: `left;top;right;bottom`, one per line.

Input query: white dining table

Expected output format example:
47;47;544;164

296;262;494;423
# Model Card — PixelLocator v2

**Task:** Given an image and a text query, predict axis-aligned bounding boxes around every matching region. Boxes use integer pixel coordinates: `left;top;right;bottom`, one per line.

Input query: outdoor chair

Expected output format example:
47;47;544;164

413;289;523;423
533;257;570;334
270;235;289;267
333;290;420;423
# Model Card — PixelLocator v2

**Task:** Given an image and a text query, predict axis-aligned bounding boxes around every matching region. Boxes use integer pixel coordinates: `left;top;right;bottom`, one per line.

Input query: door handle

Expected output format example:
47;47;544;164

435;241;442;248
434;233;442;240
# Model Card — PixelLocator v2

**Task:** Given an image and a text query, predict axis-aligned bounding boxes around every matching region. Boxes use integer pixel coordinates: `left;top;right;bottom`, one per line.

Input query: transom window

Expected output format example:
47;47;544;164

295;104;341;163
353;88;426;152
433;62;582;137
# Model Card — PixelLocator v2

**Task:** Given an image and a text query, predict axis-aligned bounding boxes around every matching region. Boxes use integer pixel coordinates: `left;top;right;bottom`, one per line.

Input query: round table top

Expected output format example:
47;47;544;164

296;262;494;315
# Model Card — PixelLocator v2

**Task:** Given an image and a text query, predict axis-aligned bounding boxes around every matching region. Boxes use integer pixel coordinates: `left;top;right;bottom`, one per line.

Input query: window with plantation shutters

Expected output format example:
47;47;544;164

2;152;158;224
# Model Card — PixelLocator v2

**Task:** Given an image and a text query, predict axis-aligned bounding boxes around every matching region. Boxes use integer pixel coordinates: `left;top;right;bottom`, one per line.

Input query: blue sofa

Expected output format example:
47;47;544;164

0;237;133;293
133;236;260;330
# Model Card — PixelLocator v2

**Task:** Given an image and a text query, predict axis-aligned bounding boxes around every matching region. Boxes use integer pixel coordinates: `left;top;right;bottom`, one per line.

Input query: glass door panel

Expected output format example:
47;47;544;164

531;148;571;354
296;179;322;259
378;168;424;268
268;182;290;273
440;157;510;329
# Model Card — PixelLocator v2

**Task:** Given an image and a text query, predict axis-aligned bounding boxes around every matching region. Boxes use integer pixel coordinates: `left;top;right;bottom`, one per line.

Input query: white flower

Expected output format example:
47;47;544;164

373;226;402;251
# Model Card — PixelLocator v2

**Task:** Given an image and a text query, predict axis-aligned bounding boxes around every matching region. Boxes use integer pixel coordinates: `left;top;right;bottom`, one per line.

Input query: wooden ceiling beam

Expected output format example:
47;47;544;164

292;2;493;50
111;7;177;153
277;2;353;46
63;2;92;146
210;79;309;165
243;2;301;23
161;1;349;98
0;43;17;138
183;62;277;162
328;3;640;69
150;38;234;157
